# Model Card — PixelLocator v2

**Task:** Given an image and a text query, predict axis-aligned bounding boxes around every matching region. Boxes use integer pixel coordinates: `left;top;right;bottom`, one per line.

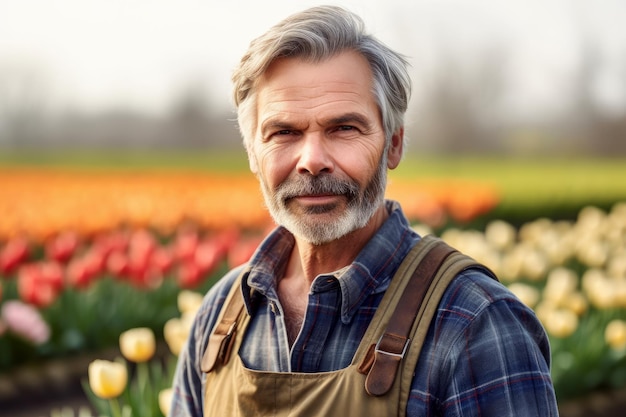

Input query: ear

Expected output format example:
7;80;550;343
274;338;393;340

386;128;404;169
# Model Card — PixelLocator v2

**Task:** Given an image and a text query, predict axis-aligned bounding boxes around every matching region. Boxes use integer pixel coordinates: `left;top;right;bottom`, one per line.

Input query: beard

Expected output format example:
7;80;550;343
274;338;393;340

258;151;388;245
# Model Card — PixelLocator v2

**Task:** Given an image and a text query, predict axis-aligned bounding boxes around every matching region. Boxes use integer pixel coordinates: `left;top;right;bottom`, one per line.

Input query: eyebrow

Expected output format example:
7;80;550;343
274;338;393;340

260;120;300;136
326;112;371;129
260;112;373;136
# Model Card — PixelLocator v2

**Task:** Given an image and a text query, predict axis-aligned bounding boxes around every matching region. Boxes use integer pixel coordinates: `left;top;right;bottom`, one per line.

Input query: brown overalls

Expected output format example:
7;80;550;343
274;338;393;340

201;236;492;416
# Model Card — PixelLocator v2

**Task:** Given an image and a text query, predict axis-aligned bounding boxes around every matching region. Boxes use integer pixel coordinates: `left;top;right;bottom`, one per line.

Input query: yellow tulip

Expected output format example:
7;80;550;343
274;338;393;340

582;269;616;309
541;307;579;339
159;387;174;416
605;320;626;351
507;283;540;309
88;359;128;399
485;219;516;251
565;292;588;316
164;312;195;356
543;267;578;306
119;327;156;363
177;290;204;315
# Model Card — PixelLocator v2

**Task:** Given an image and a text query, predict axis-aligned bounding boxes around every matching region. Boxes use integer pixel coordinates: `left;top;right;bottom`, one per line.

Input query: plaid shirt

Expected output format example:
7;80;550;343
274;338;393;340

170;201;558;416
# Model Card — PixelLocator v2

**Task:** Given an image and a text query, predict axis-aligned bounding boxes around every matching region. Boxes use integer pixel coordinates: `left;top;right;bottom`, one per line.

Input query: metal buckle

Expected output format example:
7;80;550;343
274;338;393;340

374;335;410;359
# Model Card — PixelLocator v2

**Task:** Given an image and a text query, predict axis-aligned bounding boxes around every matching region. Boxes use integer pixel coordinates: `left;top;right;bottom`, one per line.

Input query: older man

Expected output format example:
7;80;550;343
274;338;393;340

169;5;558;416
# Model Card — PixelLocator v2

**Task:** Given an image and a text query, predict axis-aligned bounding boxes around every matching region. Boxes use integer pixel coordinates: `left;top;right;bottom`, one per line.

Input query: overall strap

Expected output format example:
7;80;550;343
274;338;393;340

359;236;498;398
201;268;248;373
358;237;455;396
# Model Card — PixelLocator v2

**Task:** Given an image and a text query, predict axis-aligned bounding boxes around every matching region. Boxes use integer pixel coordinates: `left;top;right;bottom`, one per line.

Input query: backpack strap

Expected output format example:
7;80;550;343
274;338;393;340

359;236;497;398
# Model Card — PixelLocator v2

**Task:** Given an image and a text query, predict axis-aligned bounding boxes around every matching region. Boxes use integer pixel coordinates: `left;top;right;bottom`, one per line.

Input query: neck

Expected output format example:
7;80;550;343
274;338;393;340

277;204;389;346
285;205;389;284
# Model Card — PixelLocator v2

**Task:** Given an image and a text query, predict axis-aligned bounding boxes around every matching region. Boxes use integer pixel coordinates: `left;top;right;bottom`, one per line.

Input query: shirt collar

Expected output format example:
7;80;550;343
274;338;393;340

241;200;419;322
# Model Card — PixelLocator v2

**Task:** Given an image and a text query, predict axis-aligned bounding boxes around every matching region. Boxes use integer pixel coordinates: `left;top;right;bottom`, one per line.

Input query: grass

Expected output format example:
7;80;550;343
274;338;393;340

0;148;250;173
392;155;626;224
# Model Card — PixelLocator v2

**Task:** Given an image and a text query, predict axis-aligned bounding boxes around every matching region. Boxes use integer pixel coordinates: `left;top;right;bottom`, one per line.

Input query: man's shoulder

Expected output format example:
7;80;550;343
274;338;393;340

194;265;247;326
426;266;547;361
439;266;527;322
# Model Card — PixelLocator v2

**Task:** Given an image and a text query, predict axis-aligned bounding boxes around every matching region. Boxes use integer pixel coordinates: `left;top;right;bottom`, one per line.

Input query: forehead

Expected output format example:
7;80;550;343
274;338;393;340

255;51;378;125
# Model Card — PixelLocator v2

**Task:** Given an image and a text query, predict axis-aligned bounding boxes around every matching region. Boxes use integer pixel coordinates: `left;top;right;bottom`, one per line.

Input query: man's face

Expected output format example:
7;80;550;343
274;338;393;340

248;50;402;245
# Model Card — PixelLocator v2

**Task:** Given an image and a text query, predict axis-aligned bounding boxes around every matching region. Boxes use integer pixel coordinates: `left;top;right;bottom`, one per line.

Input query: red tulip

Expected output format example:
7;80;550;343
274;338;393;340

177;261;202;289
66;258;92;289
45;231;79;263
0;236;30;276
228;236;262;269
92;230;129;257
129;263;163;289
39;261;64;292
83;249;107;277
66;251;106;289
127;252;152;285
174;228;199;262
214;228;240;257
195;238;222;275
129;229;157;258
127;229;156;276
17;263;60;308
151;246;174;275
106;250;130;278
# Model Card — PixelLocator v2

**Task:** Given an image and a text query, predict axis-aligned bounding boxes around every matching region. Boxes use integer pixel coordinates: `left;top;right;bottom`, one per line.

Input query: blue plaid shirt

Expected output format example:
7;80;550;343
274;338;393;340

170;201;558;416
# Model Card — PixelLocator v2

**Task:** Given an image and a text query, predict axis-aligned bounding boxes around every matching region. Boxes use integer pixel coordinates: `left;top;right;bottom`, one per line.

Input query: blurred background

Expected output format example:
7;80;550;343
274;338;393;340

1;0;625;155
1;1;626;416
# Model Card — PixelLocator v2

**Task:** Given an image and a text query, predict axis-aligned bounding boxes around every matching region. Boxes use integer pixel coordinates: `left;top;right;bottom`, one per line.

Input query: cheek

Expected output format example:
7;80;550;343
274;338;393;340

254;147;294;188
337;144;384;181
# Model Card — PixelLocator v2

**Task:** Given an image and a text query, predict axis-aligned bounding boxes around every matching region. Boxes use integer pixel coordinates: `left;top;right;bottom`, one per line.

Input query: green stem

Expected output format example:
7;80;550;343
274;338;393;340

137;361;152;416
138;361;149;392
109;398;123;417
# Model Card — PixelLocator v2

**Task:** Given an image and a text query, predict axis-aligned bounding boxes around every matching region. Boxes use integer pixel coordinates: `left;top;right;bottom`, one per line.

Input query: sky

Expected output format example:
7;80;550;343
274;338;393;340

1;0;625;118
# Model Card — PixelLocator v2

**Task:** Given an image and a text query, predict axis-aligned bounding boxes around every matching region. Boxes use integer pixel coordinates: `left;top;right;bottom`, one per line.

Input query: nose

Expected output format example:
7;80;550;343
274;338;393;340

296;135;334;176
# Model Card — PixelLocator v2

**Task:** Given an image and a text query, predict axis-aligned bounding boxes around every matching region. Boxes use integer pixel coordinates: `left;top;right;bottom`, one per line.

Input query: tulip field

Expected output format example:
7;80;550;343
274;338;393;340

1;152;626;415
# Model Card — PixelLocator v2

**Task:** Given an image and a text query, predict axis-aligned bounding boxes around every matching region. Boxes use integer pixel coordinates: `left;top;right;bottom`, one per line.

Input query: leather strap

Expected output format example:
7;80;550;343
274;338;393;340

201;276;246;373
362;239;456;396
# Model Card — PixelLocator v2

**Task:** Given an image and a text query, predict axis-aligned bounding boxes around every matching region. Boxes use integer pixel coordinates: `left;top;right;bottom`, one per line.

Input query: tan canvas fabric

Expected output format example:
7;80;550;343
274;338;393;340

202;236;477;416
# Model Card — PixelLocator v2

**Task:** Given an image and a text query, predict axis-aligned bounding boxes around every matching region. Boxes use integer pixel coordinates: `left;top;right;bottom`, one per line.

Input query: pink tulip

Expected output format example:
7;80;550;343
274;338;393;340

1;300;51;344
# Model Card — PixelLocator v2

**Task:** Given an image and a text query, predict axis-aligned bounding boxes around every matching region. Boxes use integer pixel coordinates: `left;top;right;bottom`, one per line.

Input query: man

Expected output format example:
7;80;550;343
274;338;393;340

169;5;558;416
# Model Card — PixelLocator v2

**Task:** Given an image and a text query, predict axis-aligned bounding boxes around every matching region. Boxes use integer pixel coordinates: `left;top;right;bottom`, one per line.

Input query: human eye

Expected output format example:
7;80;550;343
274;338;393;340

270;129;298;140
330;125;361;137
275;129;294;136
337;125;356;132
264;128;298;143
327;113;370;137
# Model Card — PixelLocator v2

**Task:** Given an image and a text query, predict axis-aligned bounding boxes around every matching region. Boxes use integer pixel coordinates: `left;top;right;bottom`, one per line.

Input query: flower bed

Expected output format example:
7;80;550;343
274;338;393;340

1;168;625;410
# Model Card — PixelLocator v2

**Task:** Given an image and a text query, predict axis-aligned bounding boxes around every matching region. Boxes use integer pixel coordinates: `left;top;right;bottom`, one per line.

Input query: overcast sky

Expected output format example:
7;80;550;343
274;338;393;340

1;0;625;117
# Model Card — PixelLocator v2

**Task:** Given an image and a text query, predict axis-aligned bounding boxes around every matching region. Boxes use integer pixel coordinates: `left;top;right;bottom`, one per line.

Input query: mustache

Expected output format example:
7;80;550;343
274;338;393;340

275;174;359;201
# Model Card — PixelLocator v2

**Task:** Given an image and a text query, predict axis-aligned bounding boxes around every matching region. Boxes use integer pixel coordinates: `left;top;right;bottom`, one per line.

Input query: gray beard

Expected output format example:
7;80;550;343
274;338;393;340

259;153;388;245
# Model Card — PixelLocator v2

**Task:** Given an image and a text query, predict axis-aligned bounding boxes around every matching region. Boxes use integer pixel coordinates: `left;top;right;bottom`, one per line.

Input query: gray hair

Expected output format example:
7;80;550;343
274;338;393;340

232;5;412;152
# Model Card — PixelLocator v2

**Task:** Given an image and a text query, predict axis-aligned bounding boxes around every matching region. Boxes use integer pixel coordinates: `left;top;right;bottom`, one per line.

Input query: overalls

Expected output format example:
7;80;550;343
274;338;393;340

201;236;493;416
